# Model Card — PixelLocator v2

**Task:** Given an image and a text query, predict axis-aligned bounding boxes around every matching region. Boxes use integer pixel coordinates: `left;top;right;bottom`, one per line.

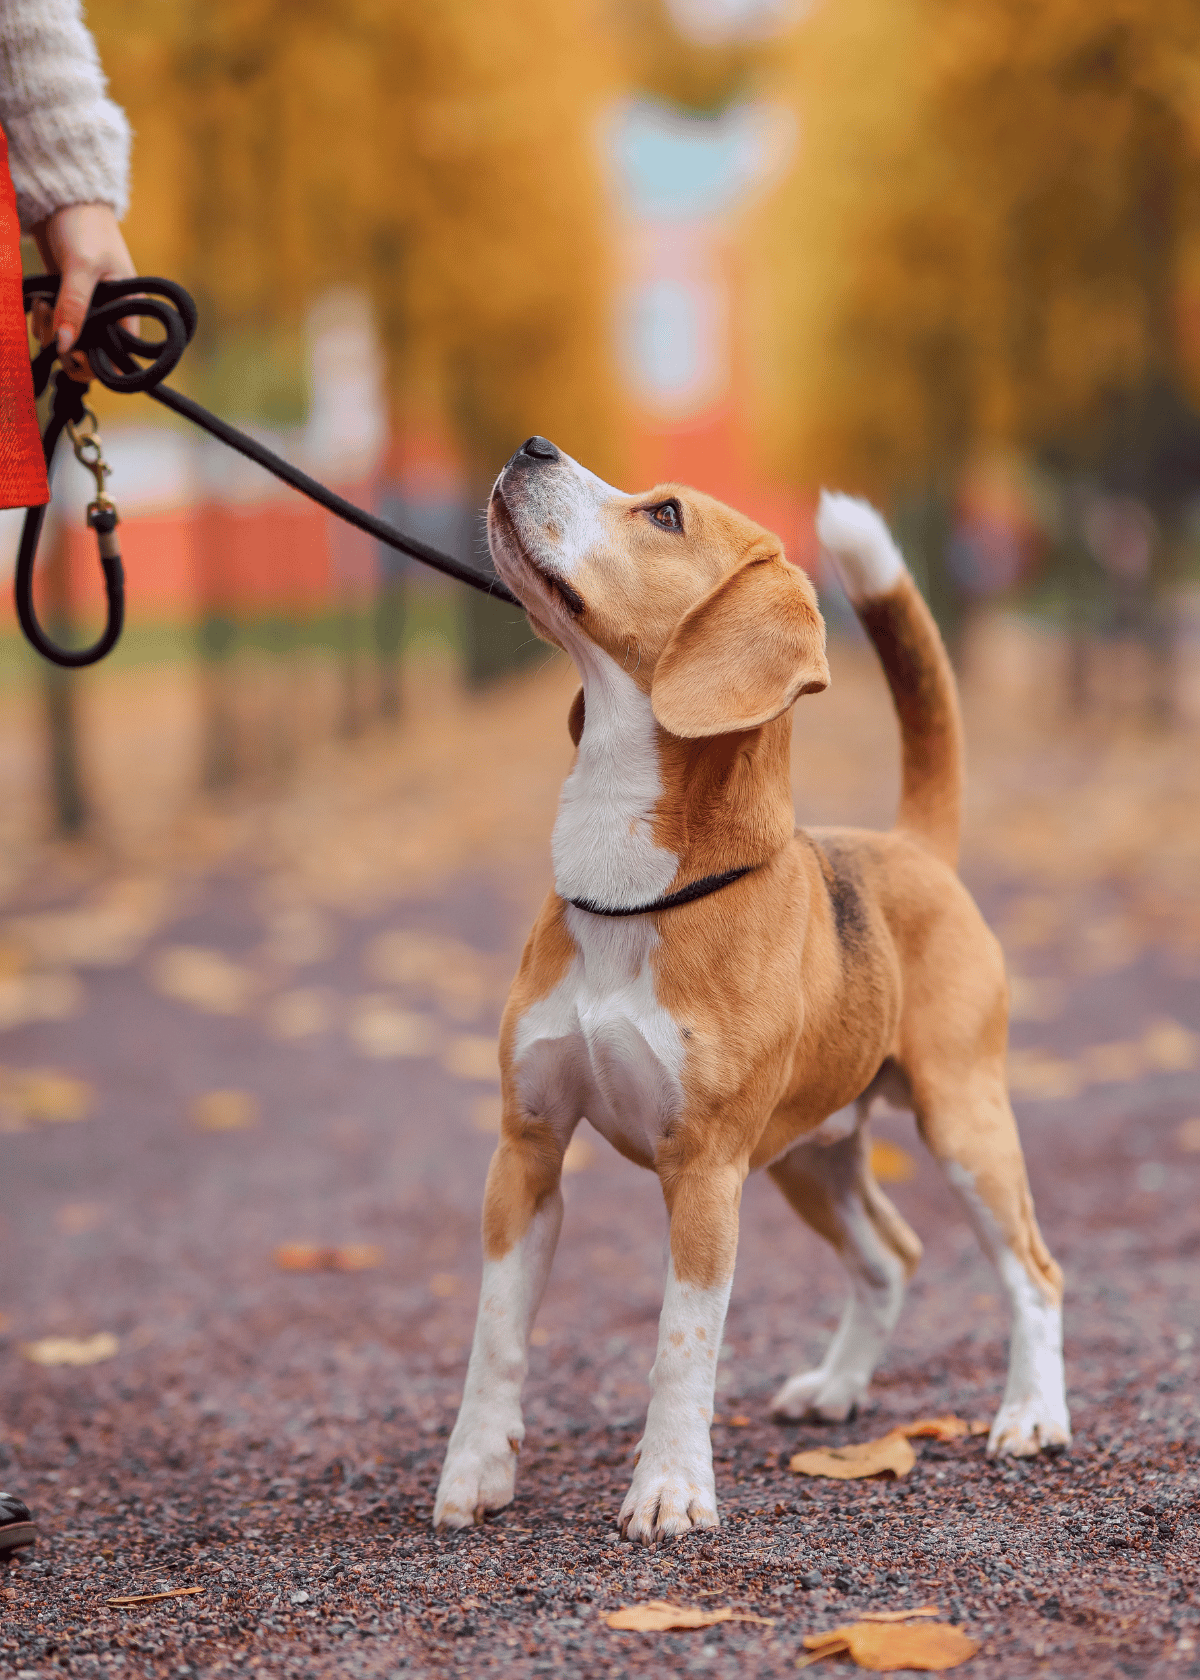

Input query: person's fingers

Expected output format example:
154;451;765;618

29;296;54;347
53;255;102;357
34;205;140;379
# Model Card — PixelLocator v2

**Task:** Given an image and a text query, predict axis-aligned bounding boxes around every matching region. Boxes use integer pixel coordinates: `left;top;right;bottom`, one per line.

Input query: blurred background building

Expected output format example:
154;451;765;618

6;0;1200;836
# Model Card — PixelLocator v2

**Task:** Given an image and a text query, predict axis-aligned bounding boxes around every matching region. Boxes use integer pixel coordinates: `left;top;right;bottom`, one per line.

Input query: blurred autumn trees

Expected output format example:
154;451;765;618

762;0;1200;671
93;0;626;483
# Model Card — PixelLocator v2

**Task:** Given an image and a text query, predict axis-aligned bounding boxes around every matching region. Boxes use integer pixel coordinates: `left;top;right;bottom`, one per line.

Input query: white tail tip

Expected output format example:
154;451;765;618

816;490;906;603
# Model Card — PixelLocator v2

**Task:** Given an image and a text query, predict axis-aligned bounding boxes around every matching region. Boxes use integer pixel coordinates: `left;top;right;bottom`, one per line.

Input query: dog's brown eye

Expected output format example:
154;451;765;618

651;500;682;531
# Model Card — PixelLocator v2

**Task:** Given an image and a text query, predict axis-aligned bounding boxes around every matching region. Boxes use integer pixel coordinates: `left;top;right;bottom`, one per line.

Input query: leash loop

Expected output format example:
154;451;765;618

15;275;516;669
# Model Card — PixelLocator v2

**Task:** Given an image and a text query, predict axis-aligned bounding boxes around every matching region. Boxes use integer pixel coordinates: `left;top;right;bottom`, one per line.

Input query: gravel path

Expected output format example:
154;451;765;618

0;644;1198;1679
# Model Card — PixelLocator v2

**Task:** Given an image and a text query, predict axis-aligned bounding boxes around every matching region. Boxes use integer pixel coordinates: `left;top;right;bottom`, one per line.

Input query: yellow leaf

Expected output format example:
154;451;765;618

430;1272;460;1298
1006;1049;1081;1101
1177;1117;1200;1153
23;1332;118;1367
6;1070;94;1124
606;1600;773;1632
869;1139;915;1183
860;1605;942;1623
191;1090;259;1132
790;1430;915;1480
55;1202;106;1236
265;988;333;1040
274;1244;382;1272
562;1135;595;1173
348;996;439;1059
801;1618;980;1671
471;1095;502;1134
1142;1019;1199;1073
440;1035;500;1082
150;946;256;1016
1078;1042;1143;1087
334;1244;384;1272
900;1416;971;1441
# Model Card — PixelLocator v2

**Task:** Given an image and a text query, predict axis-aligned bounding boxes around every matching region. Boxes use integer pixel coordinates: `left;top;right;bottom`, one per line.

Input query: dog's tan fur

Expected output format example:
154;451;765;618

434;447;1069;1539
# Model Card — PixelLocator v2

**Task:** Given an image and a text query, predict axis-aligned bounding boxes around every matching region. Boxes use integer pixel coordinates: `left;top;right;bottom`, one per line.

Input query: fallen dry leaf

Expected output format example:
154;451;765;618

440;1034;500;1082
899;1416;987;1442
800;1617;979;1671
1142;1018;1199;1073
23;1332;118;1367
470;1095;502;1134
562;1135;595;1173
430;1272;461;1298
1006;1048;1081;1101
274;1244;383;1273
869;1139;915;1183
859;1605;942;1623
1078;1041;1144;1087
790;1430;916;1480
348;995;439;1059
108;1586;204;1607
191;1090;259;1132
55;1202;106;1236
606;1600;773;1632
0;971;83;1030
1177;1117;1200;1153
150;946;257;1016
264;987;333;1040
1006;974;1065;1023
0;1069;94;1128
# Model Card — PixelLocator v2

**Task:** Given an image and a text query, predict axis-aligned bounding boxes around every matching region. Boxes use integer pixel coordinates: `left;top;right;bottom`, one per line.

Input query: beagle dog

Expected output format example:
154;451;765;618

434;437;1069;1541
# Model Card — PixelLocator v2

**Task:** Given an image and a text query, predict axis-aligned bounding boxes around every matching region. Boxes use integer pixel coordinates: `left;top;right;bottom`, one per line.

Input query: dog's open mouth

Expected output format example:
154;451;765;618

489;489;585;618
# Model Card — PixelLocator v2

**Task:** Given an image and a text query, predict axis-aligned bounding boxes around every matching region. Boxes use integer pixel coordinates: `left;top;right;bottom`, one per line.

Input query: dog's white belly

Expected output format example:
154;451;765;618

514;913;685;1162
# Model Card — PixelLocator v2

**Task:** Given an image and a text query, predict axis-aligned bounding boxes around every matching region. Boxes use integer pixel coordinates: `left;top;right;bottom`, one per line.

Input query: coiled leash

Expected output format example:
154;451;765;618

17;274;518;668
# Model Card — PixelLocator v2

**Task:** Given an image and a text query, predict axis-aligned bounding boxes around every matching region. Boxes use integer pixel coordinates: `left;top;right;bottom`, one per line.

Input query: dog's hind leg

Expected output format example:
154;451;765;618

434;1119;567;1528
914;1064;1070;1458
768;1106;922;1422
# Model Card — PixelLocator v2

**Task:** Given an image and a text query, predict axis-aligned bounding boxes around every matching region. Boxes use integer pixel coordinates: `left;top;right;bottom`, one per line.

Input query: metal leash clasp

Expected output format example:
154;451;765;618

65;404;120;553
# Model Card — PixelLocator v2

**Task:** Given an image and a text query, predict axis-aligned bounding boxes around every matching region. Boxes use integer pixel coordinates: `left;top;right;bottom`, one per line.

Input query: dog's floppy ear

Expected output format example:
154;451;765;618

567;686;585;746
651;551;829;738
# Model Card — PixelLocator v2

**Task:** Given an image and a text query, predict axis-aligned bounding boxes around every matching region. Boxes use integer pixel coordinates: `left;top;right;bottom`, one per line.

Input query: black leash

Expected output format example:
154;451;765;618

17;274;518;669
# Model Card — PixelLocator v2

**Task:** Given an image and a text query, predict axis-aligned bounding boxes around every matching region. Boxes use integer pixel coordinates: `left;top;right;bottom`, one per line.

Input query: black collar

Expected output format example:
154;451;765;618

565;865;756;918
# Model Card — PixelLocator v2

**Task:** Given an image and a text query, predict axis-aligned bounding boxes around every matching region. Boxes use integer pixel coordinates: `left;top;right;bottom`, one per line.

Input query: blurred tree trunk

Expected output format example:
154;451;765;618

457;500;538;689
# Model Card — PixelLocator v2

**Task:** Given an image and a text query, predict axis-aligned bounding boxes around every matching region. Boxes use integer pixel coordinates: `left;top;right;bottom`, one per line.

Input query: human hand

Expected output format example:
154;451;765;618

30;202;136;381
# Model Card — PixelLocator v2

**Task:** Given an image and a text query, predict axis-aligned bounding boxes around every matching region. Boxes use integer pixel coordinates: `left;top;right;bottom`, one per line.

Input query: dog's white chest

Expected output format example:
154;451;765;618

514;913;685;1163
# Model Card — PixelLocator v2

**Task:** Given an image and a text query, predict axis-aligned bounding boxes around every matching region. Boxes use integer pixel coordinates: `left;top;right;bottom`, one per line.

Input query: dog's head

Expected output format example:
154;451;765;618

488;437;829;739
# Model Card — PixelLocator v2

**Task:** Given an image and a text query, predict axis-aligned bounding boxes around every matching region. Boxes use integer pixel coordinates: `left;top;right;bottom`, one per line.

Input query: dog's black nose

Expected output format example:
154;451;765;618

521;436;559;461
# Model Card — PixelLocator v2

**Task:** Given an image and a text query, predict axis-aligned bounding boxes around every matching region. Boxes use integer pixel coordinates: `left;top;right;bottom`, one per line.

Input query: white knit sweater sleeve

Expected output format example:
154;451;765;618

0;0;130;229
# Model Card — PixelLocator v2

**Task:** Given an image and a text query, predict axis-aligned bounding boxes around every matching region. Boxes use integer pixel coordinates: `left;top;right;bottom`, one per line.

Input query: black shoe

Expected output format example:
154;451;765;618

0;1492;36;1553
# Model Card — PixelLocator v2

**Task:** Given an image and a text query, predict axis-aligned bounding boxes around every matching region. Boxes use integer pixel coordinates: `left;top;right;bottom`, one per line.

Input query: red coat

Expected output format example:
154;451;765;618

0;126;48;509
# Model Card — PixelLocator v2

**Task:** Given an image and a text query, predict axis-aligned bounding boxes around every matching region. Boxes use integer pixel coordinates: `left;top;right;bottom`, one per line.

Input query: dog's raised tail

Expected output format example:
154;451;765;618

816;491;964;869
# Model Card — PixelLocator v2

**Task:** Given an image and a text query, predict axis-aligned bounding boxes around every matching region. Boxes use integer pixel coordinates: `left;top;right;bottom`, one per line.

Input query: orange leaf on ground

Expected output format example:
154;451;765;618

869;1139;915;1183
860;1604;941;1622
274;1244;383;1273
790;1430;915;1480
800;1619;979;1671
900;1416;972;1441
606;1600;773;1632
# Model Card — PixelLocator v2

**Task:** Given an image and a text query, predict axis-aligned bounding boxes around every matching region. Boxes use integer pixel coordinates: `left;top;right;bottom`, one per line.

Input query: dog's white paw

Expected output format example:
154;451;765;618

770;1366;866;1423
987;1394;1071;1458
619;1451;718;1544
433;1416;523;1529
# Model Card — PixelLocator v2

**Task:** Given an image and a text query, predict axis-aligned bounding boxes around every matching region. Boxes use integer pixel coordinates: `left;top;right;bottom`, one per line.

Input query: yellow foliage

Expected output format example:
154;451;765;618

760;0;1200;497
86;0;628;480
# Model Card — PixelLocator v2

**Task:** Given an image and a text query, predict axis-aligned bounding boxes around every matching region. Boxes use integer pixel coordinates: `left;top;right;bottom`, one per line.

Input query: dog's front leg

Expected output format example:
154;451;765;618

434;1121;565;1528
620;1159;744;1544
